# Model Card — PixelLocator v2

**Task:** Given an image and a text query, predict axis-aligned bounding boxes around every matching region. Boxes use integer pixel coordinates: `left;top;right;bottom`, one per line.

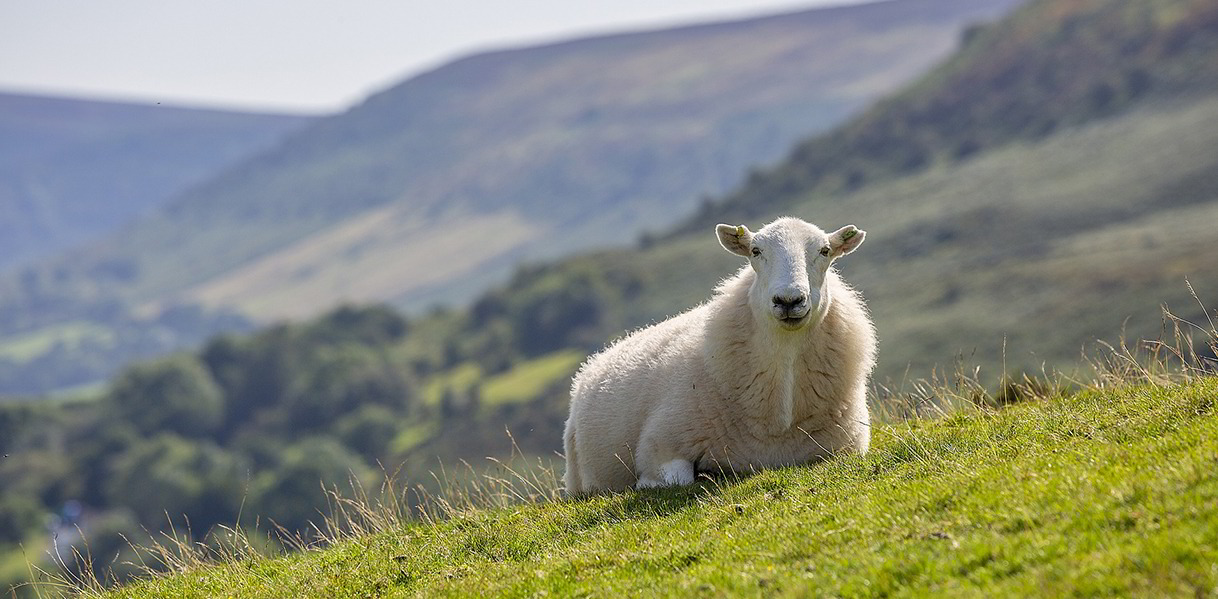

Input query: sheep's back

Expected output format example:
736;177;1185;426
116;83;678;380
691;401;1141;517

572;304;708;409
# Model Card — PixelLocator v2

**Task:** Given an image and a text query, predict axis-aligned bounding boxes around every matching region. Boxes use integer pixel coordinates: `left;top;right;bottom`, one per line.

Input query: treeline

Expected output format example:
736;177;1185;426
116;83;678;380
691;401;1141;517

0;242;682;589
0;308;395;581
0;284;644;587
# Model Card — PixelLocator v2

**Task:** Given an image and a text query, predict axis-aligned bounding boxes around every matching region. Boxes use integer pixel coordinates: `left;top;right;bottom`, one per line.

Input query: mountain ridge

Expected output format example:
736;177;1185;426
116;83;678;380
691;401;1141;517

0;0;1021;394
679;0;1218;230
51;0;1021;310
0;91;316;272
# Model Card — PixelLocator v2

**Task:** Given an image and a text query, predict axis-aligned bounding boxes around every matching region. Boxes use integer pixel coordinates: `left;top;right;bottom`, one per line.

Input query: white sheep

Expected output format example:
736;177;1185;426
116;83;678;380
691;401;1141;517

563;216;876;493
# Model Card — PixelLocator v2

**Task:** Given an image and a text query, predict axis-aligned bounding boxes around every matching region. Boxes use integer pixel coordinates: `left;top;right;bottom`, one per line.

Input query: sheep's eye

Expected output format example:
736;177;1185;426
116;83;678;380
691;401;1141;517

819;246;830;257
750;247;761;257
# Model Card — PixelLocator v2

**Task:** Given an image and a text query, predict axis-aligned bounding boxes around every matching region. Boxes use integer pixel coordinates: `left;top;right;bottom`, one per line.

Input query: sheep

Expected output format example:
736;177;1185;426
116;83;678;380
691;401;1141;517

562;216;876;494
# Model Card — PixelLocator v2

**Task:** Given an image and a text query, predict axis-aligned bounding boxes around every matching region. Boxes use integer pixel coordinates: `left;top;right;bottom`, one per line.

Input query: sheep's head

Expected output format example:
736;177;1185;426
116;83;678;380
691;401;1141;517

717;217;865;332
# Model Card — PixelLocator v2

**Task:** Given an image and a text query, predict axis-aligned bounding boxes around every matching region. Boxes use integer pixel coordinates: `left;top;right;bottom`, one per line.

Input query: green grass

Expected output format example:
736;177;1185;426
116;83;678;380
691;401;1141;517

0;321;114;362
75;376;1218;598
481;350;584;406
421;363;483;406
389;422;439;456
0;542;39;595
418;350;584;409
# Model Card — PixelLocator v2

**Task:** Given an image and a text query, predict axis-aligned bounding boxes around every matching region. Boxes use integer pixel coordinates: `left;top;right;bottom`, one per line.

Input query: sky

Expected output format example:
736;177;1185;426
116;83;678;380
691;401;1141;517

0;0;873;114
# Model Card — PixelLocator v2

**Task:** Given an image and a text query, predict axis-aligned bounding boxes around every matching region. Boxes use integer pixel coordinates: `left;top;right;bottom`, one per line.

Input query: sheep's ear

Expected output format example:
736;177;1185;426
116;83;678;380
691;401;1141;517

828;225;865;258
716;224;753;257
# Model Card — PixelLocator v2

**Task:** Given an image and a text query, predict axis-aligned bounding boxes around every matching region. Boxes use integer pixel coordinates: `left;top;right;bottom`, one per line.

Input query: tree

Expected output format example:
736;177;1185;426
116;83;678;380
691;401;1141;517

202;326;300;432
249;438;372;535
0;495;41;544
335;405;400;461
306;305;409;346
280;344;412;434
512;270;609;355
104;434;248;532
107;355;225;438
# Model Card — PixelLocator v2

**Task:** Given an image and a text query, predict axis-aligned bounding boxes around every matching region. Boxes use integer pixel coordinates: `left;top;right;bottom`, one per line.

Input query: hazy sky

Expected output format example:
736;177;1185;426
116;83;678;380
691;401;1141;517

0;0;874;114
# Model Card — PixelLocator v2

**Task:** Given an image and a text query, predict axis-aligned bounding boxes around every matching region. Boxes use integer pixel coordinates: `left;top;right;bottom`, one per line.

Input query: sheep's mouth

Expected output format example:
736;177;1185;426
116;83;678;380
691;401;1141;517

777;314;809;330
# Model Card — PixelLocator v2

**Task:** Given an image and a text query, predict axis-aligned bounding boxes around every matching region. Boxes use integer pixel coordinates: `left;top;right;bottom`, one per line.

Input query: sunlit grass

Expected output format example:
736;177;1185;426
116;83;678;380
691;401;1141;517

0;539;41;594
420;362;482;406
68;375;1218;598
481;350;584;406
417;350;584;408
388;422;437;456
0;322;114;362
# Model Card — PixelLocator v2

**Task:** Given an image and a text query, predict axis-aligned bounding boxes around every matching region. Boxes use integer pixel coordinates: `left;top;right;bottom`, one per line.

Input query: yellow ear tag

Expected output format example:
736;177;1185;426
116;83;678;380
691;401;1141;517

736;225;747;237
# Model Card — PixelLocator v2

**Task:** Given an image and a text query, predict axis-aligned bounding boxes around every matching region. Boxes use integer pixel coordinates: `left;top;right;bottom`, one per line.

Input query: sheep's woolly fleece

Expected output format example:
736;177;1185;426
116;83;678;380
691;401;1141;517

564;217;877;493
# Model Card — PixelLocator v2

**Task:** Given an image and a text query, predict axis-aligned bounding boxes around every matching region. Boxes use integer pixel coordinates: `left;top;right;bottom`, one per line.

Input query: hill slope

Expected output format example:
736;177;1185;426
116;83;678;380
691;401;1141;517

455;0;1218;387
0;92;315;271
0;0;1022;395
32;0;1020;320
511;95;1218;385
686;0;1218;227
91;377;1218;598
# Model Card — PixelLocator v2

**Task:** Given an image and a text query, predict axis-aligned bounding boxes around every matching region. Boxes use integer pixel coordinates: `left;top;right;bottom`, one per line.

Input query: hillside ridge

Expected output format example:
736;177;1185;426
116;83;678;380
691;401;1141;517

0;91;315;272
114;0;1020;307
679;0;1218;229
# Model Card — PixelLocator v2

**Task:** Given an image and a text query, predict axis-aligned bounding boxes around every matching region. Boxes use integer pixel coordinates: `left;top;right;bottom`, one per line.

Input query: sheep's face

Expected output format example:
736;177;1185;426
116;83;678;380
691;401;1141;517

717;217;865;332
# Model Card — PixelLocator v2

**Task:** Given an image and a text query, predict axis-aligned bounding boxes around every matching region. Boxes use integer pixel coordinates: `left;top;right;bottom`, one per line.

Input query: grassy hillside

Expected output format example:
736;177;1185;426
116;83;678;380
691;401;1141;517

685;0;1218;228
0;92;315;271
66;375;1218;598
95;0;1019;318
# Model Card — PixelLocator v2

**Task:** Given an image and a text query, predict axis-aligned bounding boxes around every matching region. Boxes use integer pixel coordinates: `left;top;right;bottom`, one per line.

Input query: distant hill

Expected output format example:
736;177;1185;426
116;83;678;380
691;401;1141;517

108;0;1021;320
685;0;1218;227
476;0;1218;385
0;0;1021;395
0;92;315;271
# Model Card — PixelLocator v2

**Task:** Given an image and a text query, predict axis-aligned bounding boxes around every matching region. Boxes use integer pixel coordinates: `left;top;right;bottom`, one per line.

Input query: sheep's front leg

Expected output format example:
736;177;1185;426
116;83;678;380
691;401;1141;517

635;415;696;489
636;458;695;489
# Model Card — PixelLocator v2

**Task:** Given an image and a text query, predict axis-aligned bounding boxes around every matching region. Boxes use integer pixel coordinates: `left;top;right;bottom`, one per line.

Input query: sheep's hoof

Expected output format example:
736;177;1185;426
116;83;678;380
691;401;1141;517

636;459;695;489
636;477;665;489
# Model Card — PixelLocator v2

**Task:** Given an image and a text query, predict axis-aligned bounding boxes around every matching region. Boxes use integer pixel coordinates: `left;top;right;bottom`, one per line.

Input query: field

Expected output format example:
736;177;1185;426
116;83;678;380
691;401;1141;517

481;350;584;406
0;322;114;363
66;374;1217;598
421;350;584;408
6;2;1218;595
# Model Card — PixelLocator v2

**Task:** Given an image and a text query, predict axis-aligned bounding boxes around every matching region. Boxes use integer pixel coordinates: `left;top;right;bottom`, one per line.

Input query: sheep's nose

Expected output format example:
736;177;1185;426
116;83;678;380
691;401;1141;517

772;293;807;309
